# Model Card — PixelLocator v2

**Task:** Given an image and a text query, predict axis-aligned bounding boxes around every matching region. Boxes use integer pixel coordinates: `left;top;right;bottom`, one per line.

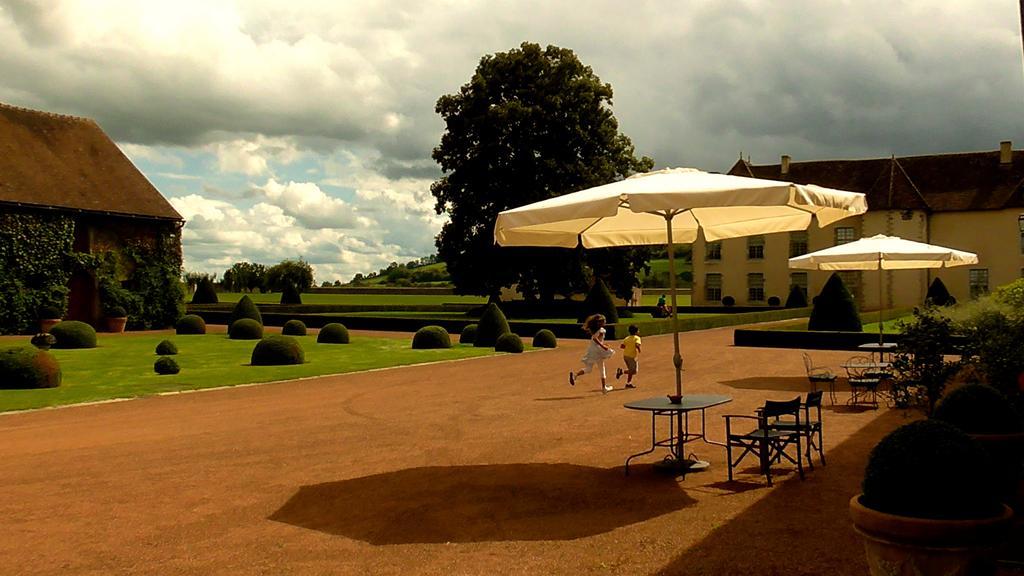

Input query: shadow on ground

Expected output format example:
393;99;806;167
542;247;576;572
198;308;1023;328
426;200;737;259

718;376;813;392
270;463;695;544
655;409;910;575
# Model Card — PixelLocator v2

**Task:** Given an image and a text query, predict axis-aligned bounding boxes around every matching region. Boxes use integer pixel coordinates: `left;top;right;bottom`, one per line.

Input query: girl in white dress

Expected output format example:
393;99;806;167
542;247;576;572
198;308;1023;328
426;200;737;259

569;314;615;392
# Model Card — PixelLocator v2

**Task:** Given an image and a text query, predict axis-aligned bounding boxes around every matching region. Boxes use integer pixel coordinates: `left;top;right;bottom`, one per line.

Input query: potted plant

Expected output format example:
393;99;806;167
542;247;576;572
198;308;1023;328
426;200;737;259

850;420;1013;575
104;305;128;333
933;384;1024;515
37;305;62;333
891;306;962;415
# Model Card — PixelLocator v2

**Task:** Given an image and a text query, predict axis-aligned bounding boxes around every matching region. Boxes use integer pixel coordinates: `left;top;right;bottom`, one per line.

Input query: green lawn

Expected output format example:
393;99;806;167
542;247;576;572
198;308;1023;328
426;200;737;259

639;293;692;306
211;292;487;305
0;333;498;412
765;315;911;333
340;311;716;323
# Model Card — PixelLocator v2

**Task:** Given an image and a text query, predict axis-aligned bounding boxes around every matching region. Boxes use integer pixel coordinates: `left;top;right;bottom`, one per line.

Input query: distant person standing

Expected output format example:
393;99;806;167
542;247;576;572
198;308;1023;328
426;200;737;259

616;324;641;388
656;294;672;318
569;314;615;393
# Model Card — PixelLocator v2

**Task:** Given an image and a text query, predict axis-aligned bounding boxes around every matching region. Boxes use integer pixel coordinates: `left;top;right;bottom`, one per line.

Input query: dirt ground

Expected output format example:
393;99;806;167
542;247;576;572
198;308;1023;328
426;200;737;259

0;326;910;575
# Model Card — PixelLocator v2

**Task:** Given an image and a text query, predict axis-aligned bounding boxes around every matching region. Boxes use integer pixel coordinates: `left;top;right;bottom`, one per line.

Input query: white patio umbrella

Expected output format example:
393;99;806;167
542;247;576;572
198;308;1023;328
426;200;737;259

789;234;978;344
494;167;868;397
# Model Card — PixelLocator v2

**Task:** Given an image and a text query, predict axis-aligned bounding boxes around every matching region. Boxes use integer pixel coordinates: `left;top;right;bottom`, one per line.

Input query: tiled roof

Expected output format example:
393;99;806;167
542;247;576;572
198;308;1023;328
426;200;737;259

0;102;182;220
728;149;1024;212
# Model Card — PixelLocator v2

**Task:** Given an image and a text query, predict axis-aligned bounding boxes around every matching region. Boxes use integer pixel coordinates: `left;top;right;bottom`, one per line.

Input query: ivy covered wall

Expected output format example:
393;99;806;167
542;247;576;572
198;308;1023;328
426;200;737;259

0;208;184;334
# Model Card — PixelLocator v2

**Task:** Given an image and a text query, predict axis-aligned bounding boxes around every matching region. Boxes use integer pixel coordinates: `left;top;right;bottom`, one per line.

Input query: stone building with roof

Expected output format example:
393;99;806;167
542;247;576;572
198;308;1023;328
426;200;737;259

0;102;184;330
690;142;1024;309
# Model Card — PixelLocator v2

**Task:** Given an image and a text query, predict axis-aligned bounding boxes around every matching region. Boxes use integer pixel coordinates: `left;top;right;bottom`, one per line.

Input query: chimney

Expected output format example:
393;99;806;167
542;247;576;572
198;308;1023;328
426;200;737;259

781;155;791;175
1000;141;1012;165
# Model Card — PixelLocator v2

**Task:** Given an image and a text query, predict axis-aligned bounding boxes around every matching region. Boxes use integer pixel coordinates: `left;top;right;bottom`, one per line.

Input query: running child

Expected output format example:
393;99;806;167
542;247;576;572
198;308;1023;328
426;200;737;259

616;324;641;389
569;313;615;392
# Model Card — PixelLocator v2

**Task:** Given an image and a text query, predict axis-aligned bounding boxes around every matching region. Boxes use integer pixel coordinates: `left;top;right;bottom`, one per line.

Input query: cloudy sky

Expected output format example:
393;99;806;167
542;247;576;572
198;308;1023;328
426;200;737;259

2;0;1022;282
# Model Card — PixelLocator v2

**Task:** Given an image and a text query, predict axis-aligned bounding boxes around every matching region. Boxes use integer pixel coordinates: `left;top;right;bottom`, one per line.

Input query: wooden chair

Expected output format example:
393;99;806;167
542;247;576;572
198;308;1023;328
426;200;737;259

764;390;825;468
724;397;805;486
802;352;837;404
843;355;880;409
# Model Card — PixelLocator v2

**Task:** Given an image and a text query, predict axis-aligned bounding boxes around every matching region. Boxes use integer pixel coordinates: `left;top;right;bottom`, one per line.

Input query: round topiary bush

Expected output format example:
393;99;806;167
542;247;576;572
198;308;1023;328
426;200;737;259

532;329;557;348
0;346;61;389
317;322;349;344
50;320;97;349
281;319;308;336
862;420;1000;519
37;305;61;320
229;295;263;326
495;332;524;353
229;318;264;340
155;339;178;355
154;356;180;375
251;334;305;366
809;273;862;332
459;323;478;344
721;296;735;307
175;314;207;335
412;326;451;349
767;296;781;307
191;277;219;304
106;305;127;318
280;282;302;305
474;303;510;348
933;384;1023;435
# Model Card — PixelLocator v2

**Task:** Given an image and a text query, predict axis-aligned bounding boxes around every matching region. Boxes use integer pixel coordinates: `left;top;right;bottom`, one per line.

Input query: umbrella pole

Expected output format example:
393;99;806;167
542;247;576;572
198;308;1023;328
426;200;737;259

878;254;884;346
664;215;683;397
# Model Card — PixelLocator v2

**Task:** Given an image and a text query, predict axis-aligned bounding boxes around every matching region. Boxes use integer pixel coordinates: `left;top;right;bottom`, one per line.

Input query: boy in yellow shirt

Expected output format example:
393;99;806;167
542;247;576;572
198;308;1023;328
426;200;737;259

616;324;641;389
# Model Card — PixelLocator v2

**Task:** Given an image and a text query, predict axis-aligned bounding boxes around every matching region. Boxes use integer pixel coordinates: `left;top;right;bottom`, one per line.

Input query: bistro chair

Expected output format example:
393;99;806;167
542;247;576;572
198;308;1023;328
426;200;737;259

723;397;805;487
802;352;837;404
763;390;825;468
843;355;880;409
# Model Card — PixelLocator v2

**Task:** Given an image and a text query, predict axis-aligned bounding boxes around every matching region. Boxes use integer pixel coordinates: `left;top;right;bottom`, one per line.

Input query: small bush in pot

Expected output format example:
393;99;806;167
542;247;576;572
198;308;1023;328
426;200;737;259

37;305;61;321
155;340;178;355
412;326;451;349
281;319;307;336
50;321;97;349
251;335;305;366
459;323;478;344
229;318;263;340
154;357;180;375
175;315;206;335
317;323;349;344
532;329;557;348
495;332;524;353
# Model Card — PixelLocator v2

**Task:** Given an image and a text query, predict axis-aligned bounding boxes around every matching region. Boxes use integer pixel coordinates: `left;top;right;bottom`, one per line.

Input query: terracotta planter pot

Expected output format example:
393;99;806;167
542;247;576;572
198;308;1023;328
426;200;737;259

850;494;1013;576
105;317;127;333
970;432;1024;517
39;319;60;333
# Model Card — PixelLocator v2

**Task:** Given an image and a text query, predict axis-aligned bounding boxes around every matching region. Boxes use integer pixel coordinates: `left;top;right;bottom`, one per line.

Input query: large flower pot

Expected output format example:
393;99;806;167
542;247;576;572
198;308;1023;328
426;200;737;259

850;494;1013;576
39;319;60;333
970;432;1024;517
105;317;127;333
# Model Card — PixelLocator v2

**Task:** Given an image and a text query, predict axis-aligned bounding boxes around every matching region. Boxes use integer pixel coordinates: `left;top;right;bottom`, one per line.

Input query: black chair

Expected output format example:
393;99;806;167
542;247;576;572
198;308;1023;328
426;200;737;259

724;397;805;486
764;390;825;468
843;355;880;409
802;352;837;404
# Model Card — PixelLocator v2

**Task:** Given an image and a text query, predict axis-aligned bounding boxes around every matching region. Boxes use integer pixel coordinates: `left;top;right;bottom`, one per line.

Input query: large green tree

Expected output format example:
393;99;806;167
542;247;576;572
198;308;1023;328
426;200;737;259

431;42;654;300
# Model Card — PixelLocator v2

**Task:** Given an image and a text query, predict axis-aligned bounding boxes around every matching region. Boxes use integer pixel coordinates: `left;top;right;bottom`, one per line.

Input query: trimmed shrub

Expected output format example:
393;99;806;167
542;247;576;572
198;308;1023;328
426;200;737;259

37;305;61;320
578;278;619;325
281;319;307;336
154;357;180;375
721;296;735;307
933;384;1022;435
317;322;350;344
175;314;207;335
251;334;305;365
280;282;302;305
106;305;127;318
412;326;452;349
495;332;524;353
30;333;56;350
808;273;862;332
0;346;61;389
475;303;511;347
925;277;956;307
50;320;97;349
155;339;178;355
767;296;781;307
784;285;808;308
229;318;263;340
532;329;557;348
459;323;478;344
229;295;263;326
862;420;999;520
191;277;219;304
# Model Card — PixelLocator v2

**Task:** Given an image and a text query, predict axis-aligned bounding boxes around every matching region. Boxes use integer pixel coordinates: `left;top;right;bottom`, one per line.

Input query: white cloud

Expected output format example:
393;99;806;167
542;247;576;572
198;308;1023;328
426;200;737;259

249;178;359;229
209;135;303;176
